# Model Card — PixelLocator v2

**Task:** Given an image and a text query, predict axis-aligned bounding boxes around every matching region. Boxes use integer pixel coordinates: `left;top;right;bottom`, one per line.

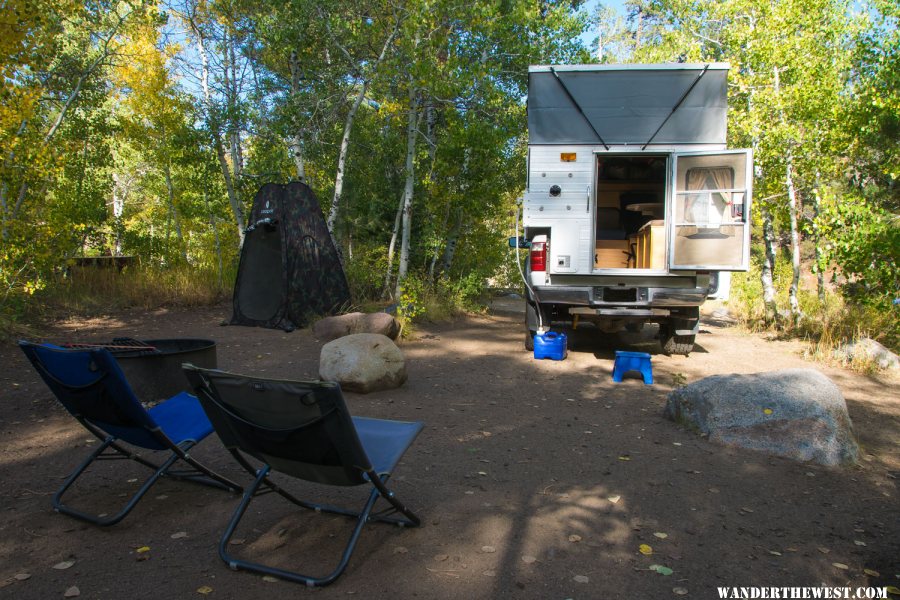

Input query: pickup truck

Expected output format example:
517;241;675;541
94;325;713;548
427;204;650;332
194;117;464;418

518;63;752;355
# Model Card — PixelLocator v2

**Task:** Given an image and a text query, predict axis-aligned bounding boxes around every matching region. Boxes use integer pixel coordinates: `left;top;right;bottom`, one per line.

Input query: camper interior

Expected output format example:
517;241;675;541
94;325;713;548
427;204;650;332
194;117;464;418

594;155;667;271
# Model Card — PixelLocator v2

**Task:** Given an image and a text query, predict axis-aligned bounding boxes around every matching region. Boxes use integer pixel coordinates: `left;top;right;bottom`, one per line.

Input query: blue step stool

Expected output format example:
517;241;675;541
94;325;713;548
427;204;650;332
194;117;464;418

612;351;653;384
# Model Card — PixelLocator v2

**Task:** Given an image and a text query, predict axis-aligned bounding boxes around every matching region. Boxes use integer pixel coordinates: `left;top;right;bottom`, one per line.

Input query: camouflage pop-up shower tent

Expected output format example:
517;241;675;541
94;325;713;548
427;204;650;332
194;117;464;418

230;182;351;332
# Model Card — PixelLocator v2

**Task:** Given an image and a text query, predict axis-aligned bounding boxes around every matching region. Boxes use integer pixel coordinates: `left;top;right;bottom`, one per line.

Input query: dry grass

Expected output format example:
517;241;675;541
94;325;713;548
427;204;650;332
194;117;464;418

729;269;899;373
36;265;232;317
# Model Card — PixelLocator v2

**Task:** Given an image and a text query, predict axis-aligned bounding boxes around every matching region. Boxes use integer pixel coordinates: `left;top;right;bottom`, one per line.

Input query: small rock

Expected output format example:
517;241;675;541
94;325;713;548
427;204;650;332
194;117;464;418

834;338;899;371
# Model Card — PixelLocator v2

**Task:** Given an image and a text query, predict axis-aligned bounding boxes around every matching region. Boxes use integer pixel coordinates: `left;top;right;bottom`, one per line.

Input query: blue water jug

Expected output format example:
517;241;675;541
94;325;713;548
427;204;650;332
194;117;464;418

533;331;567;360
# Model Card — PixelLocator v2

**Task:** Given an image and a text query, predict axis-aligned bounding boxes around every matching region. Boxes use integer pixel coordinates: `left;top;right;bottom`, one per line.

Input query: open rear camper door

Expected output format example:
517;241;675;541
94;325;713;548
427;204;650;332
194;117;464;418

668;149;752;271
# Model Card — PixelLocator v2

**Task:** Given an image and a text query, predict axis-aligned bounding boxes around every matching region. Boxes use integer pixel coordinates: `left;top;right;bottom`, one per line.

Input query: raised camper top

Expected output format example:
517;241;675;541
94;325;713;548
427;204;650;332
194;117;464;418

526;63;731;148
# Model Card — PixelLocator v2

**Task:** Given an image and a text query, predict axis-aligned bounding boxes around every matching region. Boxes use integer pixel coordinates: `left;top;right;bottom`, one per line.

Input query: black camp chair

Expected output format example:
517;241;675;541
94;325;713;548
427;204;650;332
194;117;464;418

18;341;241;526
182;363;423;587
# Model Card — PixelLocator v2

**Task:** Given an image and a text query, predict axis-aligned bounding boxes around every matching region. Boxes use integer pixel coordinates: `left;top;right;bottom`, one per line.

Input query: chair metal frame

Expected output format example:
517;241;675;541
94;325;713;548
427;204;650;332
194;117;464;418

183;364;422;587
19;341;242;526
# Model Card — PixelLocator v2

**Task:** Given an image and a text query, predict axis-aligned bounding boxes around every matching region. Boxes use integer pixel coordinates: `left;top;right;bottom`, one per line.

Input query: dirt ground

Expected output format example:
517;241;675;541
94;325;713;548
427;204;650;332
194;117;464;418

1;301;898;600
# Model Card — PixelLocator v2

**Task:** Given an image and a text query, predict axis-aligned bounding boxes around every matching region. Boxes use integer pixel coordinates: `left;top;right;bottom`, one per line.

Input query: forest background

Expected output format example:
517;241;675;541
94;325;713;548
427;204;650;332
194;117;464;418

1;0;897;354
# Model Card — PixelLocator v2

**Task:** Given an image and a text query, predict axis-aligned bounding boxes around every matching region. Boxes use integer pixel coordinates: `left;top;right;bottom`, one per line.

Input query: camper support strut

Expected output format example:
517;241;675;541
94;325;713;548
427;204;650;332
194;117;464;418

641;64;710;150
549;67;610;151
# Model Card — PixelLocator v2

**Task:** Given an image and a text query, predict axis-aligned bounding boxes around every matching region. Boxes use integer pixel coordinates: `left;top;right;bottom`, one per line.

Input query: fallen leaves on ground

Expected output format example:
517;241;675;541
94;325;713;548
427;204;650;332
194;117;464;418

52;561;75;570
639;544;653;556
64;585;80;597
653;532;668;539
568;535;582;543
573;575;589;583
521;555;537;564
196;586;213;595
649;564;673;576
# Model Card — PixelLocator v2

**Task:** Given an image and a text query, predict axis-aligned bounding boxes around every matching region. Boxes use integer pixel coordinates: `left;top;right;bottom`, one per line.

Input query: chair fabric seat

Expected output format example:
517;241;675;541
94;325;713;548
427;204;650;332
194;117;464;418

150;392;215;445
96;391;213;450
352;416;424;476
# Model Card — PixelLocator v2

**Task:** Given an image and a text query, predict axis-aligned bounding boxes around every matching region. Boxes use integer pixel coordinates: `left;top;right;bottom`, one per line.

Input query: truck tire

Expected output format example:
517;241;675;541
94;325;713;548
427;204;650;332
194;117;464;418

659;326;695;355
525;328;535;351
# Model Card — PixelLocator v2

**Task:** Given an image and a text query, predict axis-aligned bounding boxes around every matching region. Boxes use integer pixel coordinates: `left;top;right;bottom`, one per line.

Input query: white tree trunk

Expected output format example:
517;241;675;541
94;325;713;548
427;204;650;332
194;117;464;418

289;51;306;182
774;66;802;325
395;84;418;299
441;212;462;276
326;84;368;242
326;20;399;252
812;174;825;302
192;16;245;246
383;192;404;299
227;32;244;181
761;206;779;323
112;172;126;255
785;161;802;324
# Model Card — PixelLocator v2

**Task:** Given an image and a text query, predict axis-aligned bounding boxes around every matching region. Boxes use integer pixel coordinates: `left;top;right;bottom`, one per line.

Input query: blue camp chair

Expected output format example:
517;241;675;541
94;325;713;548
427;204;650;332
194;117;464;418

182;363;423;587
18;341;241;526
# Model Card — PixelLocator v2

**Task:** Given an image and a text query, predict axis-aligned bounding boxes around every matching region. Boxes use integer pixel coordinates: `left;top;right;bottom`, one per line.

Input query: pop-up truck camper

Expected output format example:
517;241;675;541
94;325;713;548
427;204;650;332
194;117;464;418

517;64;752;355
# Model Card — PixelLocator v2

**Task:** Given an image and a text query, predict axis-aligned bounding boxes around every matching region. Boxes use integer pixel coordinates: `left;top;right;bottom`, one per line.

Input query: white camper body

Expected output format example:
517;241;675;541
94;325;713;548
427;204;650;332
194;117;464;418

522;64;752;354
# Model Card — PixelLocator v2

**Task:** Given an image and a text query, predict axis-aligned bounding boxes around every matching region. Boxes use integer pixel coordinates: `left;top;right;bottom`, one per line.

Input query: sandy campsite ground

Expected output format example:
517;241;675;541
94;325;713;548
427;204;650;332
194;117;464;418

1;301;897;599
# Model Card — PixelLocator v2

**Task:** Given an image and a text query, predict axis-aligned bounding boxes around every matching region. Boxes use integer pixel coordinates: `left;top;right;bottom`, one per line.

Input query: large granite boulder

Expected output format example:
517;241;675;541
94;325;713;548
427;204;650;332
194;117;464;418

319;333;407;394
664;369;859;466
313;312;401;342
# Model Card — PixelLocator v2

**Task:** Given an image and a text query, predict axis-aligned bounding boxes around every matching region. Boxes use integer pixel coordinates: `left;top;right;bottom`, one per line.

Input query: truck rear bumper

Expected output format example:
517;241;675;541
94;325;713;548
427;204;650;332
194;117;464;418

531;285;708;308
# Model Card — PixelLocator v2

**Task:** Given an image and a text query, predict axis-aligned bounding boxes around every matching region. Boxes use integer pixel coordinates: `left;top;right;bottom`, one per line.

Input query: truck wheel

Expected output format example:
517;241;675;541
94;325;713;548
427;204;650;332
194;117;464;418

659;326;695;355
525;329;535;351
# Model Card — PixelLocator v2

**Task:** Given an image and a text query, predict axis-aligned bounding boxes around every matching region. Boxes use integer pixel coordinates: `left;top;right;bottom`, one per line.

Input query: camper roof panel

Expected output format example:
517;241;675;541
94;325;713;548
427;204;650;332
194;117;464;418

527;65;728;146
